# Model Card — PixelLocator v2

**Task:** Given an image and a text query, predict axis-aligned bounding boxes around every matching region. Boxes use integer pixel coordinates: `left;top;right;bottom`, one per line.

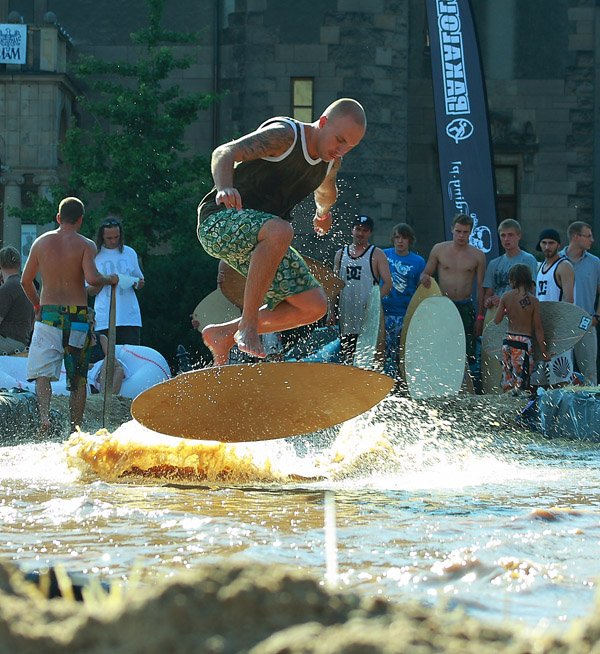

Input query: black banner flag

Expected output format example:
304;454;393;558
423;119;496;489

425;0;499;259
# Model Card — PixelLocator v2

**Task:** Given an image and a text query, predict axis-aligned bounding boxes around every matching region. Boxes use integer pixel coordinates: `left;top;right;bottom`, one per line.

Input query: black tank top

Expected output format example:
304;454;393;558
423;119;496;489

198;117;332;223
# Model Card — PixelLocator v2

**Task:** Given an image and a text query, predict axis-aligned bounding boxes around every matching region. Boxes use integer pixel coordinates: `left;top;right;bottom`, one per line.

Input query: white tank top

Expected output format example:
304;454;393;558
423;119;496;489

536;257;567;302
338;245;378;335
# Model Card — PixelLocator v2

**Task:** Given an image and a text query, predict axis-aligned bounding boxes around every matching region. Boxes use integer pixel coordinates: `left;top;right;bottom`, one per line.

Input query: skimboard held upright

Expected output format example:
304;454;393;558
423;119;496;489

482;301;592;361
398;279;442;382
403;295;466;399
131;362;394;443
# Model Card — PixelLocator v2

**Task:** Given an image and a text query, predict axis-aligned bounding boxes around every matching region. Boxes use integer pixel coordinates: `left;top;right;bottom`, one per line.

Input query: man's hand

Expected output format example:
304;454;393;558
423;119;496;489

314;211;332;236
419;272;431;288
484;295;500;308
216;187;242;211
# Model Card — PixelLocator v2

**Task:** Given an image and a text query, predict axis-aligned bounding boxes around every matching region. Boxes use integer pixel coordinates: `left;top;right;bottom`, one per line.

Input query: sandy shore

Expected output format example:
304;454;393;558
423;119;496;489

0;559;598;653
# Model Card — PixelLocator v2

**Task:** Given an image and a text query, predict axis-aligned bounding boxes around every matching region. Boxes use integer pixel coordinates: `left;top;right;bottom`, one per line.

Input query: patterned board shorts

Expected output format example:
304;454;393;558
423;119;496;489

501;333;533;391
197;208;321;309
27;305;92;390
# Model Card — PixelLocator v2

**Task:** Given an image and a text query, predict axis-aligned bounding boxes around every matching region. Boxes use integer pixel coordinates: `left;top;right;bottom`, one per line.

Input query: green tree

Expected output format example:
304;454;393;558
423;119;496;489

16;0;221;369
62;0;216;254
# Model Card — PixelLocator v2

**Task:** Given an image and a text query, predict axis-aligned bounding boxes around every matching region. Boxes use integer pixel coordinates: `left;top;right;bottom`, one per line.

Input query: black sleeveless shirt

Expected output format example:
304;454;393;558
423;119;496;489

198;117;332;223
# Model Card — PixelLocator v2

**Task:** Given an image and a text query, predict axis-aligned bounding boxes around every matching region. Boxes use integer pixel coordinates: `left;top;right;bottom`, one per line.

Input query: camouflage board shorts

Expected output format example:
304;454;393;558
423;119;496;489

197;208;320;310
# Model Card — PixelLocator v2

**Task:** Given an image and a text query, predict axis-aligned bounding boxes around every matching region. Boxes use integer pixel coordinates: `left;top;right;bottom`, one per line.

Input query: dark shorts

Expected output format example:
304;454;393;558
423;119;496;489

453;300;477;364
197;208;320;309
97;325;141;346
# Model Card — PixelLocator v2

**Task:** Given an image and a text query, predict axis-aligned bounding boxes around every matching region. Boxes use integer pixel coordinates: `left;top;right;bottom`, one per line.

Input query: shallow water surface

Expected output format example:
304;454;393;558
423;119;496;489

1;397;599;632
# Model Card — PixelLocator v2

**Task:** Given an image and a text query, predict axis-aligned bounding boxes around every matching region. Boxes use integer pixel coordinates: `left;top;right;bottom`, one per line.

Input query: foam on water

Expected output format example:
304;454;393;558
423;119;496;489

2;395;600;630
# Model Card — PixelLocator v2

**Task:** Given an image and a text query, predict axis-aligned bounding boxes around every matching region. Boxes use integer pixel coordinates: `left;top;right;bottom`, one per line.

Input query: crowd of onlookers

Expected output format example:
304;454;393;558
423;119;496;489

2;194;599;432
328;214;600;393
0;199;143;431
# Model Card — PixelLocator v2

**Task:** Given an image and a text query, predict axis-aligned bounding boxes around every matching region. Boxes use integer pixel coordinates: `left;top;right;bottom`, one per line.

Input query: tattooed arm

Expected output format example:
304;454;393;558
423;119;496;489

211;122;296;210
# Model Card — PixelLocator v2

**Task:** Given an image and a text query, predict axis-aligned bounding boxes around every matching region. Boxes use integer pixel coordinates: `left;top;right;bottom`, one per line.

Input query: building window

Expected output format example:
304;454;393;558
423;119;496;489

291;78;314;122
495;165;518;224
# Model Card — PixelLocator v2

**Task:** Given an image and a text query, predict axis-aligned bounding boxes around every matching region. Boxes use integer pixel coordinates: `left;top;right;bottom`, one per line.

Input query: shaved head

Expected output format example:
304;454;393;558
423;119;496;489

323;98;367;130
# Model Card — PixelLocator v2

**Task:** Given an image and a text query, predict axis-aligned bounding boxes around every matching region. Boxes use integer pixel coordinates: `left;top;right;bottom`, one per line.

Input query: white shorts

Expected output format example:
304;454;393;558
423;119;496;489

26;321;65;382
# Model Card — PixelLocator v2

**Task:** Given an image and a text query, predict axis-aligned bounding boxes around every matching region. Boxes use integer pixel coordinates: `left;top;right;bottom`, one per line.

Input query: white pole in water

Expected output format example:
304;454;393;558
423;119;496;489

324;490;338;590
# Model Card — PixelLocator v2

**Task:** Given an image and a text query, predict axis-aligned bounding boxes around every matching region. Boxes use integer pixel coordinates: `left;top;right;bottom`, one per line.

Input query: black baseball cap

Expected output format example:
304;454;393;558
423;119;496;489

536;228;561;251
352;215;374;231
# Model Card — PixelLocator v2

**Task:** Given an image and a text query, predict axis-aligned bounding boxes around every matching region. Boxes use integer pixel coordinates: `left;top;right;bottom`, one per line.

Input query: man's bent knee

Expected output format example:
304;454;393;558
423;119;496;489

297;288;328;324
258;218;294;247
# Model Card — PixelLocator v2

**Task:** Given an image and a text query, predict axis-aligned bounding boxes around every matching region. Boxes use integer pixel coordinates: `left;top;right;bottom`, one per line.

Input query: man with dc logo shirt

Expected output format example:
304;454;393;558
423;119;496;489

328;215;392;364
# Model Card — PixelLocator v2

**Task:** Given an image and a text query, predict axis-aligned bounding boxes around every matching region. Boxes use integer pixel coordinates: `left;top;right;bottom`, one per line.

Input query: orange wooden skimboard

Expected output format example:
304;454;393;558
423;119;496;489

221;255;345;309
131;362;394;443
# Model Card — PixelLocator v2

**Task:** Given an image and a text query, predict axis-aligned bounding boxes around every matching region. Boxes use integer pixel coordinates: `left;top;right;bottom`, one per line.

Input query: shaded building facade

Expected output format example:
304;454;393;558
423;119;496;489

1;0;597;264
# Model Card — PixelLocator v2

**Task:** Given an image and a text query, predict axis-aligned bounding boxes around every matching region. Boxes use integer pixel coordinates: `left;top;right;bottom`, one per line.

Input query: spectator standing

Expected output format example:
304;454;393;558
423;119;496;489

532;228;575;387
559;221;600;385
381;223;425;379
88;217;145;345
0;245;34;354
483;219;538;309
21;197;117;432
420;213;487;368
329;215;392;364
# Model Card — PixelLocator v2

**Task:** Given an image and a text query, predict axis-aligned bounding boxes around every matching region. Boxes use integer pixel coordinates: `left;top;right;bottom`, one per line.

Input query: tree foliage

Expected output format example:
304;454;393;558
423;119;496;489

15;0;223;366
19;0;217;257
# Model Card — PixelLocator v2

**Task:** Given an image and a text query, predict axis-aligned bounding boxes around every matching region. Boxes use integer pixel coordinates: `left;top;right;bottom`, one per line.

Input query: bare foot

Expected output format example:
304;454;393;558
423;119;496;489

202;324;236;366
36;416;51;440
234;326;266;359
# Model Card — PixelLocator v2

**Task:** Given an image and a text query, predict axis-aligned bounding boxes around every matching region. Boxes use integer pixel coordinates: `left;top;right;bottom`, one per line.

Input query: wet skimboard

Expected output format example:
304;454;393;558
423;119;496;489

131;361;394;442
221;255;345;309
403;296;466;399
398;279;442;382
482;301;592;361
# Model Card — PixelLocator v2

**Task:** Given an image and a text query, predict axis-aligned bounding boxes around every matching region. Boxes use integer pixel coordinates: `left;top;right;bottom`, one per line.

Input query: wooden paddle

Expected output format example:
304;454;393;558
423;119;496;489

131;362;394;442
102;284;117;428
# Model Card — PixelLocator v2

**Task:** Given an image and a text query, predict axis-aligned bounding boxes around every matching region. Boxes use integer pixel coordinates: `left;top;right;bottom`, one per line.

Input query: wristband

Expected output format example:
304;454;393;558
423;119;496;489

477;314;484;320
33;304;41;311
315;211;330;222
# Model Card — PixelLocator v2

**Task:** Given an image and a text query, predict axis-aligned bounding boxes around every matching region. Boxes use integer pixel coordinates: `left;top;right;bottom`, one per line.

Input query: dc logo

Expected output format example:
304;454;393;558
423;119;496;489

538;280;548;296
347;266;362;281
579;316;592;331
446;118;474;144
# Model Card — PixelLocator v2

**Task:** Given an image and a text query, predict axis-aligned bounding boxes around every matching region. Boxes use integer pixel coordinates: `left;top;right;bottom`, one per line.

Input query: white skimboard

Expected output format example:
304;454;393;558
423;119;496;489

403;296;466;399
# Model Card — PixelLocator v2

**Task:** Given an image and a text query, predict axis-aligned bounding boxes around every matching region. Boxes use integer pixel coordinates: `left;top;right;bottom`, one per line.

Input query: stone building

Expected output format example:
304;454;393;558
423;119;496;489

0;0;597;265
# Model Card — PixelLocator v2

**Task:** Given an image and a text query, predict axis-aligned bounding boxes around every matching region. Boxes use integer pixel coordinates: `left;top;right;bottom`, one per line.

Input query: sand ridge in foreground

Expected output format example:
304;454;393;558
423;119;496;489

0;560;597;654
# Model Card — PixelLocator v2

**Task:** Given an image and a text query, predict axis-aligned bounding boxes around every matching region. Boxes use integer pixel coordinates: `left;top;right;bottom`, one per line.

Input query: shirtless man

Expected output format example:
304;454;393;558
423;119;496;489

419;213;487;365
21;197;118;432
197;98;367;365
